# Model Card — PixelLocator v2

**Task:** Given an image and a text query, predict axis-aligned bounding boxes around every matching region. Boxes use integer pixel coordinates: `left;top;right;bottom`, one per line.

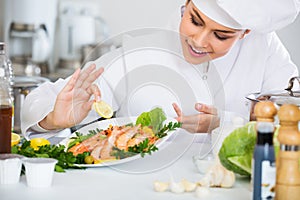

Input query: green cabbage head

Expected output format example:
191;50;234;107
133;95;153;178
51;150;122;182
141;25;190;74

218;122;256;176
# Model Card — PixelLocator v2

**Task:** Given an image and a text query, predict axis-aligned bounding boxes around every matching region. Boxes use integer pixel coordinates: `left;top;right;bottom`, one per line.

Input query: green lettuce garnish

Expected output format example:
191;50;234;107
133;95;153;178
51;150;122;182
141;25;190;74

135;107;167;133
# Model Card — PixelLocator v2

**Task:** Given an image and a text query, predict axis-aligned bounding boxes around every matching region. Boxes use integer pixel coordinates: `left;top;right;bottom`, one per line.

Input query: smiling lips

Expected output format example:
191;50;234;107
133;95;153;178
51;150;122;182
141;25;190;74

188;43;209;58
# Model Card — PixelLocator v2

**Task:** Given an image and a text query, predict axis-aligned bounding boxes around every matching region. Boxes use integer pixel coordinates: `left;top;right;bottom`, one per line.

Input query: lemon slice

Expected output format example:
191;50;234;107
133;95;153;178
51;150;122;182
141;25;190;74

93;100;113;118
30;138;51;150
11;133;21;146
94;158;116;164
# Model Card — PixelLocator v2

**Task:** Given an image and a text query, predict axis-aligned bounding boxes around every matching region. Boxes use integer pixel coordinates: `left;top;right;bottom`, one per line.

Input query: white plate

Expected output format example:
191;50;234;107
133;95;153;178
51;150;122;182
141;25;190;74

60;117;177;167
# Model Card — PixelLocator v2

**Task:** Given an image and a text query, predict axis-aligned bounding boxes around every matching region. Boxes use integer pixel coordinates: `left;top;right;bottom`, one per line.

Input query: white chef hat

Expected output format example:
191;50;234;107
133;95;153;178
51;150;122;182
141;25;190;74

192;0;300;33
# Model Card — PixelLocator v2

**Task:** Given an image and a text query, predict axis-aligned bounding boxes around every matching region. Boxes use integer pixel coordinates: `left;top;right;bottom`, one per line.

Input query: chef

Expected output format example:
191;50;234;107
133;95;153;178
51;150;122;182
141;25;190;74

21;0;299;138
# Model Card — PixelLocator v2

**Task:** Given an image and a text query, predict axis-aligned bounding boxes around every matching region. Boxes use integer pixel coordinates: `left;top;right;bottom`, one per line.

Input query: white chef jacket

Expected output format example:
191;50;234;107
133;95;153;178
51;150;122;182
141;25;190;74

21;29;298;138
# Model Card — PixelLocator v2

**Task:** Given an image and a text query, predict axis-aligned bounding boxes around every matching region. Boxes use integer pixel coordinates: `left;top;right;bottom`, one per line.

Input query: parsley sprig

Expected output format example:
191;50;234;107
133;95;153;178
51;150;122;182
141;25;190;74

111;147;137;159
111;138;158;159
155;121;181;138
11;141;87;172
128;138;159;157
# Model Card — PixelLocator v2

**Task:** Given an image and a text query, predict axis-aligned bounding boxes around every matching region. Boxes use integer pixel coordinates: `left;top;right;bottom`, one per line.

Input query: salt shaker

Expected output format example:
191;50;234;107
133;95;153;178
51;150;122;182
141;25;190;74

275;104;300;200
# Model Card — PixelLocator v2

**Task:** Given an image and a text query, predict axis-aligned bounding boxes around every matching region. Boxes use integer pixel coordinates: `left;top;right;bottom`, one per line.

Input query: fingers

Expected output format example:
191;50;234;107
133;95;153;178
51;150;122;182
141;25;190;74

179;114;219;133
195;103;218;115
177;114;200;125
71;64;103;96
81;67;104;90
172;102;183;117
75;64;97;89
61;68;81;93
173;103;218;118
177;114;202;133
87;84;102;101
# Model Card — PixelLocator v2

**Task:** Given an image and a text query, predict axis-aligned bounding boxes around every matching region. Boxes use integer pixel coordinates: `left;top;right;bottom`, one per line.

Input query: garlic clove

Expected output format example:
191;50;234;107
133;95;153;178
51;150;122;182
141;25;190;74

153;181;169;192
181;179;197;192
198;174;211;187
195;186;211;198
169;181;185;194
210;164;225;186
220;170;235;188
198;162;236;188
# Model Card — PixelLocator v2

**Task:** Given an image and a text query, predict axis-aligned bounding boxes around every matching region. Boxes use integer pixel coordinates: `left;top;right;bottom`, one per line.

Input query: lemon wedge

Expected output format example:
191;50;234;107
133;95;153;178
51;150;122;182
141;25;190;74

30;138;51;150
93;100;113;118
94;158;116;164
11;133;21;146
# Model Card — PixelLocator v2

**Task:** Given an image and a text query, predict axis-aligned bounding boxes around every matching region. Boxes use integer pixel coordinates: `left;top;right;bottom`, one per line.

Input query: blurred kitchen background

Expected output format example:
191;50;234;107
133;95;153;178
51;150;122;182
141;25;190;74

0;0;299;81
0;0;299;134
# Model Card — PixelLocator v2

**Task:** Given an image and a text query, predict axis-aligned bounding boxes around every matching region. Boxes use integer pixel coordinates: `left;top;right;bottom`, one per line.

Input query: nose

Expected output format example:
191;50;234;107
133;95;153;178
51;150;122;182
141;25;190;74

192;30;209;48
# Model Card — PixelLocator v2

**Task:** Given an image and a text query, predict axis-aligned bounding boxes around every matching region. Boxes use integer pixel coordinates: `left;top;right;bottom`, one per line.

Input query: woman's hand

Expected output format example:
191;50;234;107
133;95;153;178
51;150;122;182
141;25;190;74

172;102;220;133
39;64;104;130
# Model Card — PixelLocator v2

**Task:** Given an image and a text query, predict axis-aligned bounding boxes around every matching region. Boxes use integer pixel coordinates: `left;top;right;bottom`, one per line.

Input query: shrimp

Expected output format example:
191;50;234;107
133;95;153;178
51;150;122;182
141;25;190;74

68;131;107;156
89;135;109;160
68;124;158;160
115;125;141;150
90;144;103;160
127;132;157;148
100;126;128;159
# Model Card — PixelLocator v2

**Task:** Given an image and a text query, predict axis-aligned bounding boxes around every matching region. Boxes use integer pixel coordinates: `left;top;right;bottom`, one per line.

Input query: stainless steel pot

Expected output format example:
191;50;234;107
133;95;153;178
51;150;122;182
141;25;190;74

246;77;300;121
12;76;49;133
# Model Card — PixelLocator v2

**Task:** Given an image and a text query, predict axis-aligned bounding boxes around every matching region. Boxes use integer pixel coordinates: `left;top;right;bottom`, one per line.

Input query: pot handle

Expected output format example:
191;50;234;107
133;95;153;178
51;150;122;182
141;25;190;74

285;76;300;96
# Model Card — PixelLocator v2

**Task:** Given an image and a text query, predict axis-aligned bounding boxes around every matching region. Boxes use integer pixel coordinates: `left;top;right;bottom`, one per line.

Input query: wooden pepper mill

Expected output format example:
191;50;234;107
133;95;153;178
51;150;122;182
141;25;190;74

254;101;277;122
275;104;300;200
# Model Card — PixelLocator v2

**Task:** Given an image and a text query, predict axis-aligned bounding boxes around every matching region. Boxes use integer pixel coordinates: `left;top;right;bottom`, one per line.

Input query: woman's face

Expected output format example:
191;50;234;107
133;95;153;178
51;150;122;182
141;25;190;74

180;1;248;64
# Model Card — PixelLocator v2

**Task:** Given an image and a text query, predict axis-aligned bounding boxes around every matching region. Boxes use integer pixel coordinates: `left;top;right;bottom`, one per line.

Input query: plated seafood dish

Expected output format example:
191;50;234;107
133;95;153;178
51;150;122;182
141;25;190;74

63;108;181;166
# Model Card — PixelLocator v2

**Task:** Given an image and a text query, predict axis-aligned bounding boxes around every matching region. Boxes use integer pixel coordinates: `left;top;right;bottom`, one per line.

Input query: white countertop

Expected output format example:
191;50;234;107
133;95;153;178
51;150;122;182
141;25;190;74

0;130;252;200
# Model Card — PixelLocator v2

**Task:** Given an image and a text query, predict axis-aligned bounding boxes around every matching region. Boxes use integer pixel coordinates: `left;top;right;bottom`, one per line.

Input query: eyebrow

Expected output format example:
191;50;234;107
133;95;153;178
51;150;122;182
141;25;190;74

191;8;237;34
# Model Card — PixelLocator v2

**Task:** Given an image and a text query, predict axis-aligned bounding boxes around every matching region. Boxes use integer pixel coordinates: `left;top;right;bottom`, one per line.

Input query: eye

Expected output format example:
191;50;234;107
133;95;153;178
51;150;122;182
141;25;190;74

190;15;202;26
214;32;229;41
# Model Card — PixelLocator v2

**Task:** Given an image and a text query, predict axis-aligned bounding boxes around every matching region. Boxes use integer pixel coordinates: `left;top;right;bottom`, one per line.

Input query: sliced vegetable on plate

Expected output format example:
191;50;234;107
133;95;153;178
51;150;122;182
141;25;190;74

93;100;114;118
11;133;21;146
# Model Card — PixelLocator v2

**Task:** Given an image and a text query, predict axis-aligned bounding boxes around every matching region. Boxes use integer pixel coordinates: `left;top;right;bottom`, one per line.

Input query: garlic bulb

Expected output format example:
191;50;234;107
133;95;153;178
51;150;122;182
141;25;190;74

198;174;211;187
198;161;235;188
152;160;235;197
153;181;169;192
181;179;197;192
220;170;235;188
169;181;185;194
